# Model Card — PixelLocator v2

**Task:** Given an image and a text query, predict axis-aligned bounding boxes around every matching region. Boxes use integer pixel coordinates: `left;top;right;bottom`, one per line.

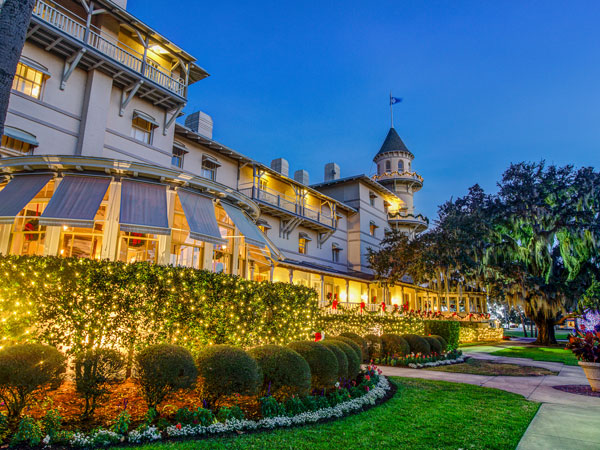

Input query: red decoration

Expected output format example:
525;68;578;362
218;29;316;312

381;302;386;312
359;301;365;313
129;232;144;248
314;332;323;342
332;299;339;310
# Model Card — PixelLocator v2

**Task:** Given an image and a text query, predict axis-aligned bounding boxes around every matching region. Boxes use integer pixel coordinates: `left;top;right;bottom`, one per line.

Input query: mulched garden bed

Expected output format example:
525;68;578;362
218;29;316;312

552;385;600;398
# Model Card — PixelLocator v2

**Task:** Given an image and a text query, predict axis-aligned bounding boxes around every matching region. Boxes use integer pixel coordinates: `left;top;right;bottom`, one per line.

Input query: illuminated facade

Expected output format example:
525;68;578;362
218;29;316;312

0;0;487;315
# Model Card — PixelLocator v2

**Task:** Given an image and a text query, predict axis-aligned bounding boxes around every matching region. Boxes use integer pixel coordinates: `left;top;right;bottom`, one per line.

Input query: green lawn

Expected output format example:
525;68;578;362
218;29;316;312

490;346;579;366
121;378;539;450
503;329;571;340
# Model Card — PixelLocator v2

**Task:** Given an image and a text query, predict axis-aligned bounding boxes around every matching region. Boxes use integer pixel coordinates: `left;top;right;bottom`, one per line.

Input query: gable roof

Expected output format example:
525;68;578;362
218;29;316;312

375;127;413;159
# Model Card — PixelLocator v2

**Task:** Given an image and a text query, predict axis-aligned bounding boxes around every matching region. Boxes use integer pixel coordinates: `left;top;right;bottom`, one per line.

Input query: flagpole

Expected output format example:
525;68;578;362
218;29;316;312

390;91;393;128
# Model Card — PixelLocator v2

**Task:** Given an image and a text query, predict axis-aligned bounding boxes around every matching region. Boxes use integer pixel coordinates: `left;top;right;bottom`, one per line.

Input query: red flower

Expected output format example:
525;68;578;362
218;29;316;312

176;423;182;430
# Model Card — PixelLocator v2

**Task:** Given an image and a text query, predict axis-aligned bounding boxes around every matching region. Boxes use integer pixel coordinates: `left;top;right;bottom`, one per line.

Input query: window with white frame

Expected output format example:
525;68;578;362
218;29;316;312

201;154;220;181
398;160;404;171
385;160;391;172
298;232;311;254
369;192;377;207
12;58;49;100
171;141;187;169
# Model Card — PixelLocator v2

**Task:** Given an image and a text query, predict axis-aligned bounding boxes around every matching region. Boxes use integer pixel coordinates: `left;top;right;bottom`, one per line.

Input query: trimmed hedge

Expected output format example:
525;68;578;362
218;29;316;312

196;345;261;407
401;334;431;355
0;255;318;355
430;334;448;351
327;340;361;380
424;320;460;349
330;336;363;364
320;341;348;380
247;345;311;398
364;334;382;360
380;334;410;357
317;313;424;338
424;336;442;354
287;341;338;389
339;332;369;362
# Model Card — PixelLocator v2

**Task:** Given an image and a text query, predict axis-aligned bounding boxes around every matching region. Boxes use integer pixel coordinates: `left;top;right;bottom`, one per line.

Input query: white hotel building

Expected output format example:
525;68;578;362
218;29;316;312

0;0;487;315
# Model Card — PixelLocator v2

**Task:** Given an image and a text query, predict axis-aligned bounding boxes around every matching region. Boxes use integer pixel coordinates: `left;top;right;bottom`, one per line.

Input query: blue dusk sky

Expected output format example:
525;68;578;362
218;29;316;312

129;0;600;220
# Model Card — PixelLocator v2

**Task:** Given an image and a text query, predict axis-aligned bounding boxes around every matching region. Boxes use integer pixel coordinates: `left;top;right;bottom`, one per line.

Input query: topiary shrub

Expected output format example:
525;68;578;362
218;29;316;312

339;332;369;362
431;334;448;351
328;339;361;380
287;341;338;389
248;344;311;398
424;336;443;354
364;334;382;360
196;345;260;408
401;334;432;355
135;344;197;410
331;336;363;364
424;320;460;349
75;348;125;418
320;341;348;380
0;344;65;427
380;334;410;357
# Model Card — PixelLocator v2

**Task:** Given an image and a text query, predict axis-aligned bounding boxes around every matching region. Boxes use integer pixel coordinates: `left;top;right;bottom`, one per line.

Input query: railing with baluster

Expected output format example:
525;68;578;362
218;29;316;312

30;0;186;97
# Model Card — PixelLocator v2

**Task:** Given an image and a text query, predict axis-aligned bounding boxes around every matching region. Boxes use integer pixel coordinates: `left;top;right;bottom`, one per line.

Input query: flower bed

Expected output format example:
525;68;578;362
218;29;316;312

374;350;465;369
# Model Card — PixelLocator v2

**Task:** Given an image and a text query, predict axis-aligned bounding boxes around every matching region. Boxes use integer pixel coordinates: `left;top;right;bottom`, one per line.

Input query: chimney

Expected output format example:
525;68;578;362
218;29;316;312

271;158;289;177
294;169;309;185
324;162;340;181
185;111;213;139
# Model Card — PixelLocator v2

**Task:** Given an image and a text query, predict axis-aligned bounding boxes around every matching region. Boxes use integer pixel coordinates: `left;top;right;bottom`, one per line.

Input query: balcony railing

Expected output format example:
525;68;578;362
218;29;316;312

31;0;186;96
388;211;429;226
240;185;336;228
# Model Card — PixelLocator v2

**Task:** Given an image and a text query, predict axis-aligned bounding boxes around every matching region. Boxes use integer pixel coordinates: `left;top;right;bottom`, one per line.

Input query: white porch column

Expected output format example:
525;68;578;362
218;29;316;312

100;180;121;261
202;243;214;271
0;224;12;255
157;189;175;265
345;279;350;305
289;268;294;284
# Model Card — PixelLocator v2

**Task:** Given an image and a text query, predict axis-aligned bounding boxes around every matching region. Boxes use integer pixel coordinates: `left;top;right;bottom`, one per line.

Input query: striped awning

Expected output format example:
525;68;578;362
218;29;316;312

220;202;268;248
40;175;111;228
0;174;53;224
177;189;226;245
119;179;170;235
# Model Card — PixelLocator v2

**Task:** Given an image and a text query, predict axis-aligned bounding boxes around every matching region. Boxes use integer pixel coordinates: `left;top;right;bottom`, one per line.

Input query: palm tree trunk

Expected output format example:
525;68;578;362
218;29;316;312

0;0;36;137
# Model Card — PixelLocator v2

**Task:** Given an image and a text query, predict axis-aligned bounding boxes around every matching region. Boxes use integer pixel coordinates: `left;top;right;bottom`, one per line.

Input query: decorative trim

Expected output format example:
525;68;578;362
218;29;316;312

7;108;79;138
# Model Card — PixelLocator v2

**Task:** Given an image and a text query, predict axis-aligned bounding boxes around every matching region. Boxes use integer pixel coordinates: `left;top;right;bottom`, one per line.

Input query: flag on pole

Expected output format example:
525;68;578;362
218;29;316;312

390;96;402;105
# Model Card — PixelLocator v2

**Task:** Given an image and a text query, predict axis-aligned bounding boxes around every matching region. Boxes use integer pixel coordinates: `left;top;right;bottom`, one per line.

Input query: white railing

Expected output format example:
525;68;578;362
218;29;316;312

32;0;186;96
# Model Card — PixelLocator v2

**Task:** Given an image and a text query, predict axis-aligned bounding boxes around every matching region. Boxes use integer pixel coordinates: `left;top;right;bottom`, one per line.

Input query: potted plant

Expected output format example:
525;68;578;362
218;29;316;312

565;331;600;391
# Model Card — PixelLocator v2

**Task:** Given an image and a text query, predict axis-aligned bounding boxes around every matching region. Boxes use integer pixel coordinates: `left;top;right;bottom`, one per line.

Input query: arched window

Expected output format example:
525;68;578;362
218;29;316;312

385;160;391;172
377;163;382;175
398;160;404;172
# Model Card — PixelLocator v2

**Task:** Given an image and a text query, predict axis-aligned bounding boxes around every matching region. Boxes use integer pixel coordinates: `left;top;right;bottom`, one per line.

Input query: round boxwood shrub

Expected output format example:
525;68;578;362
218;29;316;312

401;334;432;355
424;336;443;354
196;345;260;407
320;341;348;380
339;332;369;362
331;336;362;364
364;334;382;360
380;334;410;357
136;344;197;409
287;341;338;389
430;335;448;351
247;345;311;398
0;344;65;424
328;339;361;380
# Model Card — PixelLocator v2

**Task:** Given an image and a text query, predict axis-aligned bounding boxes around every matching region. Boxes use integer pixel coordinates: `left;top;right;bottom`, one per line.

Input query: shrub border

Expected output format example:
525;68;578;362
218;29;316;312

56;376;394;448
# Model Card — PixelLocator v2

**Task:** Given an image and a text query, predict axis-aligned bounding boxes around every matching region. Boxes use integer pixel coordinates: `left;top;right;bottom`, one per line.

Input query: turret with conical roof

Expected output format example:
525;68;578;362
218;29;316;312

372;127;428;236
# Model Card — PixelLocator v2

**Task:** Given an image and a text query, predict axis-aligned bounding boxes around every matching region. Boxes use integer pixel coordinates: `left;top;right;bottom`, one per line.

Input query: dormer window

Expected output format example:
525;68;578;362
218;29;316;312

398;160;404;172
171;141;187;169
0;127;38;158
201;154;220;181
131;111;158;145
12;58;50;100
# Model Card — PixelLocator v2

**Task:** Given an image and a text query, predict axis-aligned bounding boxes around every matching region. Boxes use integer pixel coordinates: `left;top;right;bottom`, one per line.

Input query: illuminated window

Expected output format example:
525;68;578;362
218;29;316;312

118;231;158;263
171;142;187;168
59;204;107;259
298;237;308;254
201;155;220;181
257;219;271;236
0;127;37;157
12;61;47;99
369;221;378;237
131;112;157;145
258;177;268;191
398;160;404;171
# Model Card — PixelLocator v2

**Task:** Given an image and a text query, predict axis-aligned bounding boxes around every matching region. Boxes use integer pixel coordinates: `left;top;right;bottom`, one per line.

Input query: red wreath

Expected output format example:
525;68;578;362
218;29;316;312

129;232;144;248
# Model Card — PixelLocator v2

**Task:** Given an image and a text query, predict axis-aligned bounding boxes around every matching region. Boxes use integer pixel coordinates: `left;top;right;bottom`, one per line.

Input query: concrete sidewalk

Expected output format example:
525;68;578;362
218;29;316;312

379;350;600;449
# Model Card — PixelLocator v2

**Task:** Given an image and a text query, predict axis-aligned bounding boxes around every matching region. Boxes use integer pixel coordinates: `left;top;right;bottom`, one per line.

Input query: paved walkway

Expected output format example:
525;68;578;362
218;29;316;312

379;344;600;449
